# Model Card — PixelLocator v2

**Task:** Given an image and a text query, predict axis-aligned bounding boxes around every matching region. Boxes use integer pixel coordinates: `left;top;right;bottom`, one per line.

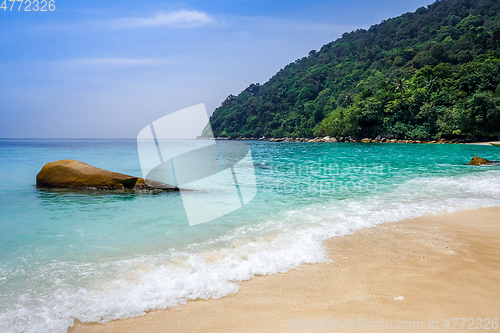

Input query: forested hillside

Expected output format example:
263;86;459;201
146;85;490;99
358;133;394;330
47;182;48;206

204;0;500;140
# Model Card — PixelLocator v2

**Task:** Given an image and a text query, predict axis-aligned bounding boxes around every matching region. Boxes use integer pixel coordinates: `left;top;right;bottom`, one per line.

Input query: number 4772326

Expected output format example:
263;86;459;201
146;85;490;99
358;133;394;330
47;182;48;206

1;0;55;11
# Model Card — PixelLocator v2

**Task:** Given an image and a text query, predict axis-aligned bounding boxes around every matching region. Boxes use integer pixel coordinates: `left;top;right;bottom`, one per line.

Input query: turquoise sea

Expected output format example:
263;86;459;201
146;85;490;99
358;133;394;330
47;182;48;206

1;139;500;332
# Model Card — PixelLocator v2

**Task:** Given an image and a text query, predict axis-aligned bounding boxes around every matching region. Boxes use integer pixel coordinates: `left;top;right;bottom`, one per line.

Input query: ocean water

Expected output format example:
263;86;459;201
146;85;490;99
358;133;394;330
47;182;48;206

1;138;500;332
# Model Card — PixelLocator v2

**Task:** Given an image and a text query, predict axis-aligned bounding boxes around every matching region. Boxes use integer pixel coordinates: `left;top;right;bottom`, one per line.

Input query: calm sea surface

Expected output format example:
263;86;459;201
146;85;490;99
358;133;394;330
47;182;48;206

1;139;499;332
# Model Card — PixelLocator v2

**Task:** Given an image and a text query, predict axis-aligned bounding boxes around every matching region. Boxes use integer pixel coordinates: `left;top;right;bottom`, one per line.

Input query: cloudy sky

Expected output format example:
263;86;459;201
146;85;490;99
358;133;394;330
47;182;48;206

1;0;435;138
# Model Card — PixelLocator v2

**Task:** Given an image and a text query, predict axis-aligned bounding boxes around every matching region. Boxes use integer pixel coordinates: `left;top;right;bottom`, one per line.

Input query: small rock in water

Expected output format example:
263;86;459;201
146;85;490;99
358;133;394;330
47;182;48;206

467;156;499;165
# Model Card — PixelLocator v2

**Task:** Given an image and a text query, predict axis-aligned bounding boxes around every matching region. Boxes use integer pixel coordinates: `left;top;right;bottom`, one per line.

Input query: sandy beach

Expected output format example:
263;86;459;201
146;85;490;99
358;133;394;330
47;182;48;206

70;206;500;332
468;141;500;146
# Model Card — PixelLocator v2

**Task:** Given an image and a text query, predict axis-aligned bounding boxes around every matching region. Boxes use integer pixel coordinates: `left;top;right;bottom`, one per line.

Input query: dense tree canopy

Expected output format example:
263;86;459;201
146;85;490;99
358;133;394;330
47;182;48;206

205;0;500;140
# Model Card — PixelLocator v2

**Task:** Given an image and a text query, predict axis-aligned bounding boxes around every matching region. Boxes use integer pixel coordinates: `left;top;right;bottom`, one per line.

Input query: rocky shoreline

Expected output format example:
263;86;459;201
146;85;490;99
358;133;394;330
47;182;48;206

197;136;500;144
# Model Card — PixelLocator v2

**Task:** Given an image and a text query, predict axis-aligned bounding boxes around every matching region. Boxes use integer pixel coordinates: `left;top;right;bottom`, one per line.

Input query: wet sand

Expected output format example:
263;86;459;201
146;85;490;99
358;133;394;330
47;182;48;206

70;206;500;332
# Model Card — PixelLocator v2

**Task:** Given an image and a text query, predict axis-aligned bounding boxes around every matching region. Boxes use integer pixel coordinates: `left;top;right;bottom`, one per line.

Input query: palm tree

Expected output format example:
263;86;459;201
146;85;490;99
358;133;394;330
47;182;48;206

394;78;408;96
424;76;437;90
338;92;354;107
394;78;408;111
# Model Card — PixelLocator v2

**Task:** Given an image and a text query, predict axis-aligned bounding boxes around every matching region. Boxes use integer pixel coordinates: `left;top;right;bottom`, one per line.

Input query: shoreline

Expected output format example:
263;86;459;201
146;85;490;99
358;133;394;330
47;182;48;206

197;136;500;145
70;206;500;332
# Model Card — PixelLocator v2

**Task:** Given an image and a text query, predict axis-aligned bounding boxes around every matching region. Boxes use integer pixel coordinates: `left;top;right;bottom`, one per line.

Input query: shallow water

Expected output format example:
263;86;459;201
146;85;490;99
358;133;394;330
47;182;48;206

0;139;499;332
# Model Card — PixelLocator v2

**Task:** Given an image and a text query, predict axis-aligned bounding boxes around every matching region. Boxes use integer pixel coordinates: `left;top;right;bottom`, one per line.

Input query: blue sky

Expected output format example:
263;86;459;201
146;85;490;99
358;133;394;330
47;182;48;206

0;0;435;138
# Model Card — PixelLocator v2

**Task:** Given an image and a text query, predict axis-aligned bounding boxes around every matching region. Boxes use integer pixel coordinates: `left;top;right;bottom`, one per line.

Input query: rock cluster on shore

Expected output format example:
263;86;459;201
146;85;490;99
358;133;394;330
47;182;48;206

197;136;475;144
36;159;178;191
270;136;473;143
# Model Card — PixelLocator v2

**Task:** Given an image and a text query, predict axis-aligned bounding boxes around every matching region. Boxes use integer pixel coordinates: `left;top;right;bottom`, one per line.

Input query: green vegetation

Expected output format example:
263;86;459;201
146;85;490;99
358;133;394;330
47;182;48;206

205;0;500;140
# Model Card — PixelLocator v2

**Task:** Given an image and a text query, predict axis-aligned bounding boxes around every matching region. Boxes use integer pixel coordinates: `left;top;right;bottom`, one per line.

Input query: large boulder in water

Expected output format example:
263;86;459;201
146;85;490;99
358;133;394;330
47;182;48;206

36;159;177;191
467;156;499;165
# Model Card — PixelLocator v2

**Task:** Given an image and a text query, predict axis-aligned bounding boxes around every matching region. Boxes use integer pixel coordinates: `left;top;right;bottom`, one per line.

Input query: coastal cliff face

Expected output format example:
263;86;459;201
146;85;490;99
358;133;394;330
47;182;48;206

36;159;177;191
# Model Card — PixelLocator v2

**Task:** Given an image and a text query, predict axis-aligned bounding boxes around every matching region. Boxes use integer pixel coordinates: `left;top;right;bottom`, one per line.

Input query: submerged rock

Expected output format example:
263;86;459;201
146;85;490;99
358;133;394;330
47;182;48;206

467;156;500;165
36;159;178;191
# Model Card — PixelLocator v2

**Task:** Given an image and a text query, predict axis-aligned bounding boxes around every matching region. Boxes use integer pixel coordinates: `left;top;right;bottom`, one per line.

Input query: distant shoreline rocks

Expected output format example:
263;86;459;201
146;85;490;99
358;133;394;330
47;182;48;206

196;135;498;144
36;159;178;192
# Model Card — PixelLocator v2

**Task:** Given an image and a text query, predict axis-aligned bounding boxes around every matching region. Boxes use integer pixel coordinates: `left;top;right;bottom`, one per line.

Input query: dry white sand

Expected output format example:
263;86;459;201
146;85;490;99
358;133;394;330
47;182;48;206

467;141;500;146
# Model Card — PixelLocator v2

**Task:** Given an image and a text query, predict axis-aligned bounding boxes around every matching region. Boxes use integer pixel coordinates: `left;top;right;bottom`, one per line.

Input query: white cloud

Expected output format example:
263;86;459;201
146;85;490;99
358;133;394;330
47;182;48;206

59;58;171;67
113;10;213;29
